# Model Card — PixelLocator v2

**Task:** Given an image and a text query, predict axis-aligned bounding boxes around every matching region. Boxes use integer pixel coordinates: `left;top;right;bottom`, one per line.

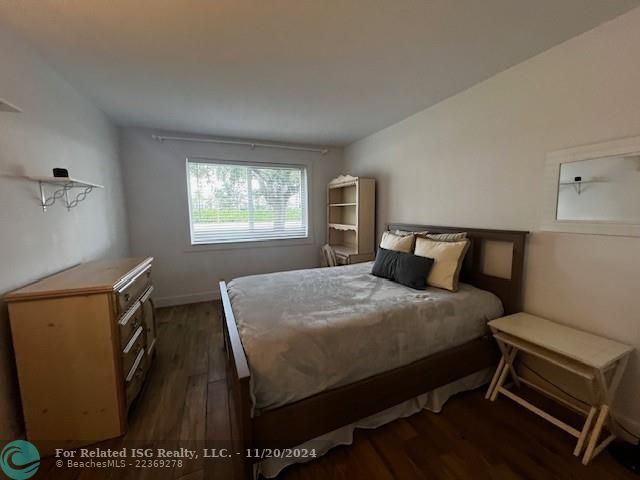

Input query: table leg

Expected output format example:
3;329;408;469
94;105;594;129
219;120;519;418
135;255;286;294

583;356;631;464
583;405;609;465
504;346;521;389
490;347;517;402
495;337;521;389
605;356;631;438
574;406;597;457
485;356;505;400
490;365;509;401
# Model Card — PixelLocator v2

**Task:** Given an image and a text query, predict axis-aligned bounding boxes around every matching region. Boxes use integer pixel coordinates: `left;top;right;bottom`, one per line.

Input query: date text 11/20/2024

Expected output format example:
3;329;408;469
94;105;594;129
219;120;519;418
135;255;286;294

54;448;318;460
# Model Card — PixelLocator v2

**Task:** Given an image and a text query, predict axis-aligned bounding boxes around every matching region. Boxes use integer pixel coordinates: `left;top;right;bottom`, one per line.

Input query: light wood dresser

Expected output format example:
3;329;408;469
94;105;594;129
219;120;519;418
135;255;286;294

5;257;157;455
327;174;376;265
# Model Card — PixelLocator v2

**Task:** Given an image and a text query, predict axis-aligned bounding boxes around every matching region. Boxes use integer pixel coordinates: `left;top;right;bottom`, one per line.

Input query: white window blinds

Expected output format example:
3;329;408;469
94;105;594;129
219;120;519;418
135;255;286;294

187;160;309;244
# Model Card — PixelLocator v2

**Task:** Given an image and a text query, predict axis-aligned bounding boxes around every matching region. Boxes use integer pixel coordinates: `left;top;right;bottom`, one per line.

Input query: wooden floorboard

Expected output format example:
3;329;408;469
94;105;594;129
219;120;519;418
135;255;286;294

39;301;635;480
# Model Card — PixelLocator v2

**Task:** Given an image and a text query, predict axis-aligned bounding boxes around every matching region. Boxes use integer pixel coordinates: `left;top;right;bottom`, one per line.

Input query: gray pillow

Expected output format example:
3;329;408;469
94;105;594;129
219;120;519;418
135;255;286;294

393;229;467;242
418;232;468;242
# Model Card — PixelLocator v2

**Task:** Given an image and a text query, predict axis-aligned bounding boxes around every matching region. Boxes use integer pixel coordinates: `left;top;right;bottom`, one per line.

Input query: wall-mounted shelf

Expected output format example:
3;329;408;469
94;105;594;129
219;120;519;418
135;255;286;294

559;180;603;195
15;175;104;212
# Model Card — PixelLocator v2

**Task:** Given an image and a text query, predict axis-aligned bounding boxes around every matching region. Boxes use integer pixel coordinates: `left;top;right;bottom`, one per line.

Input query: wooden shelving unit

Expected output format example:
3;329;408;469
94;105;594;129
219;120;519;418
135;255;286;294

327;175;375;265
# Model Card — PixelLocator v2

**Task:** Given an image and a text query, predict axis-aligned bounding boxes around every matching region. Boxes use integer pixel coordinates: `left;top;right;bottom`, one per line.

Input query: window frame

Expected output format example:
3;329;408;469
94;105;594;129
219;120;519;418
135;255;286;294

185;157;312;248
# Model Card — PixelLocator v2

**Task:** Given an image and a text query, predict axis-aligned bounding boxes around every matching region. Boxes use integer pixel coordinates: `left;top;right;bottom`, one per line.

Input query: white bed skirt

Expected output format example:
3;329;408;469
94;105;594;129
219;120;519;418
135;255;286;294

257;367;493;478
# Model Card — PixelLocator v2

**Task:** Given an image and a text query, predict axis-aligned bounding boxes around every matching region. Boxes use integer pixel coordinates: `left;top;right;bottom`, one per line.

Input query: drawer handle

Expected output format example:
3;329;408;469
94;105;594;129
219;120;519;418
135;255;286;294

117;265;152;295
123;326;144;354
126;348;145;382
139;285;155;304
118;301;141;326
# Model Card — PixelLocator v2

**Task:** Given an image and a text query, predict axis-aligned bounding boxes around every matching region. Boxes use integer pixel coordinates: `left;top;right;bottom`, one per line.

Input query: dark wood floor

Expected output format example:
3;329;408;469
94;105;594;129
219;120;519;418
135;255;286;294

38;301;634;480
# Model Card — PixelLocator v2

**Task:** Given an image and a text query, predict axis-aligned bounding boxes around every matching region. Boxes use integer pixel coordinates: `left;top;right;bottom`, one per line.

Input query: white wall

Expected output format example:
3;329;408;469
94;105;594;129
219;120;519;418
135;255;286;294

120;128;343;306
345;7;640;430
0;28;129;439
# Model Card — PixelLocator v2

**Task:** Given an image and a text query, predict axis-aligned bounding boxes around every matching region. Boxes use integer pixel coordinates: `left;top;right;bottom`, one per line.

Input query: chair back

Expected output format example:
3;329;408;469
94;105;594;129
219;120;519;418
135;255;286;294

321;244;338;267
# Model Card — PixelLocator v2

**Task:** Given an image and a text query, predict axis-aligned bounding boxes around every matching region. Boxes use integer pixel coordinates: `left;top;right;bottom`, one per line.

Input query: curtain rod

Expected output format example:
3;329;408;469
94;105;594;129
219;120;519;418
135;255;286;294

151;134;329;155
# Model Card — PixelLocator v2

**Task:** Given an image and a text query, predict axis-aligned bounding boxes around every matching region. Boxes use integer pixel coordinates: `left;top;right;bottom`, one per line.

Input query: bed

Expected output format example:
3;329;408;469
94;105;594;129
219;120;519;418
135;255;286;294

219;224;528;479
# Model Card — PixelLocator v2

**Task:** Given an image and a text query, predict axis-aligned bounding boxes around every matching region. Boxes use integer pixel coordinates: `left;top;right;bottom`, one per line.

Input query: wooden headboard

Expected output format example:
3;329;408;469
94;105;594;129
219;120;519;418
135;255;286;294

387;224;528;314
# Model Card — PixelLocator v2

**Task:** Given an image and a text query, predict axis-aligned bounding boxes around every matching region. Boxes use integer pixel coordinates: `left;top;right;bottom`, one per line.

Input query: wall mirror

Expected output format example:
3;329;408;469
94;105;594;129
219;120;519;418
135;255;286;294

542;135;640;237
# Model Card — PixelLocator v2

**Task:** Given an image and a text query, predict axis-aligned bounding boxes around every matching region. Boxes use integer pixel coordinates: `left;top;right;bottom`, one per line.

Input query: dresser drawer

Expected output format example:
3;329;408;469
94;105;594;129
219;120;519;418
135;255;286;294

122;326;146;379
125;349;148;409
115;264;152;314
118;301;143;349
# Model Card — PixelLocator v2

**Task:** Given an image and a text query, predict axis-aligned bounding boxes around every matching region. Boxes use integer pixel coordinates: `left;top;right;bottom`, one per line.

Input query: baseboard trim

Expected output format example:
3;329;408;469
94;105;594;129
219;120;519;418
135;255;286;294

154;290;220;308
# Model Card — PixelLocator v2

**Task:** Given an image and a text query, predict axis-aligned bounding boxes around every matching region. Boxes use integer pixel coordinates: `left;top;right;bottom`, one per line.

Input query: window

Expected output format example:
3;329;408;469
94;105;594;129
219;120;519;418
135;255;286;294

187;159;309;245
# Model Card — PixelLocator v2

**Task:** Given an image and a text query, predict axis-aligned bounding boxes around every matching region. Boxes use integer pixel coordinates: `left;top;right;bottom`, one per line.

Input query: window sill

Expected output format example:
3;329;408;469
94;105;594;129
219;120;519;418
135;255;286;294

184;236;314;253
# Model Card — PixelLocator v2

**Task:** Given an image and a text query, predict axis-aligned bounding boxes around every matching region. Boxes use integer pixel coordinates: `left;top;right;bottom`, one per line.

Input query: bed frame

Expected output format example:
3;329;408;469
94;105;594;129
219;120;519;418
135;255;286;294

219;224;528;479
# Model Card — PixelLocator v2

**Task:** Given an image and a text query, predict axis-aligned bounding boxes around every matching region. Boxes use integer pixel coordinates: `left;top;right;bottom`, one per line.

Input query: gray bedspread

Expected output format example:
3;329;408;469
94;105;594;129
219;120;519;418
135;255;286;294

227;262;503;412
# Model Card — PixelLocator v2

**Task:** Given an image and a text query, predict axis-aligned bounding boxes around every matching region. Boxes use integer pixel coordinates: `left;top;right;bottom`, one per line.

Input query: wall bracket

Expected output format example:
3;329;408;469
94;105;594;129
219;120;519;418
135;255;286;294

1;175;105;212
33;177;104;212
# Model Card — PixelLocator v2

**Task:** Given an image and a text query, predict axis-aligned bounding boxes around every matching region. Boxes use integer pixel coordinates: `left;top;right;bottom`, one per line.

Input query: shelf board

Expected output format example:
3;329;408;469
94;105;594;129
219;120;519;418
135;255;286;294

329;203;357;207
329;223;357;231
25;176;104;189
328;175;358;189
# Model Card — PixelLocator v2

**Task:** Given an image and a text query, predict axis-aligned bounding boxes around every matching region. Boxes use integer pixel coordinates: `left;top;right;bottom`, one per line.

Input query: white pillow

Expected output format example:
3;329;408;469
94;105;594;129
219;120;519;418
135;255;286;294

380;231;414;253
414;237;470;291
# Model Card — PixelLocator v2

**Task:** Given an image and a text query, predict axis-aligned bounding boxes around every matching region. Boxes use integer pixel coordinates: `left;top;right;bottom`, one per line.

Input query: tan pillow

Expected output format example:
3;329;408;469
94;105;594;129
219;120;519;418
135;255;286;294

420;232;467;241
380;231;414;253
414;237;470;291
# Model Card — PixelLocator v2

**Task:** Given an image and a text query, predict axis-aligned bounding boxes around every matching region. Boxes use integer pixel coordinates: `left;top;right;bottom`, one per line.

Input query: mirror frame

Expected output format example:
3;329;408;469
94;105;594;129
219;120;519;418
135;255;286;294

542;135;640;237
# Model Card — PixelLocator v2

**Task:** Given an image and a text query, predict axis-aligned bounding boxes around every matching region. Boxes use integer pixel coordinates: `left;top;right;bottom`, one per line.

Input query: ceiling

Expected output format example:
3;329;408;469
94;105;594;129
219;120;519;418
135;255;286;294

1;0;638;146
